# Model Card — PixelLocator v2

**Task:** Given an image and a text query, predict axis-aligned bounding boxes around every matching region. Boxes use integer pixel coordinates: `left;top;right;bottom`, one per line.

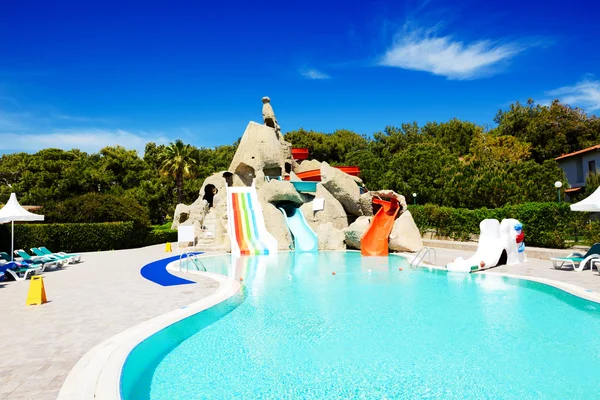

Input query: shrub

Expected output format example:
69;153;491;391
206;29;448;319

0;222;177;253
43;193;150;227
145;227;178;247
586;221;600;245
407;202;584;249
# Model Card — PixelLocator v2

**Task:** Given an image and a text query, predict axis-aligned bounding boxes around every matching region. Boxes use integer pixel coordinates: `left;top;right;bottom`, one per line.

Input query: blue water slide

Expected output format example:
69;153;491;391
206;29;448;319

278;205;319;252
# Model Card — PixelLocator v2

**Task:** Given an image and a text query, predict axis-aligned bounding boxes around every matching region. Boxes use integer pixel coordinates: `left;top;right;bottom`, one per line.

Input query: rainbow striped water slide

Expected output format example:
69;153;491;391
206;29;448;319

226;184;278;256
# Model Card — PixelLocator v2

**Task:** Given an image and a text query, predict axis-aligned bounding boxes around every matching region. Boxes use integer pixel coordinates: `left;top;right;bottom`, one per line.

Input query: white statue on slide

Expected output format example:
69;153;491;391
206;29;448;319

446;218;527;272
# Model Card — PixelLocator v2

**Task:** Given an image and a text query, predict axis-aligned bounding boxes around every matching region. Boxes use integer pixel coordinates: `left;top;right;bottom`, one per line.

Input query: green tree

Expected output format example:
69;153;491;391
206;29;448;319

159;140;198;204
97;145;150;193
442;159;564;208
494;99;600;163
0;148;99;205
422;118;482;156
370;123;422;159
284;129;368;164
468;133;532;164
584;172;600;197
386;143;460;204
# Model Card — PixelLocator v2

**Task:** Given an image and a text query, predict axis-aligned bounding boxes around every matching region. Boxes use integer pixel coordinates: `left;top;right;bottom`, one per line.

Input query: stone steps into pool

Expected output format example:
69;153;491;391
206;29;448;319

196;209;218;250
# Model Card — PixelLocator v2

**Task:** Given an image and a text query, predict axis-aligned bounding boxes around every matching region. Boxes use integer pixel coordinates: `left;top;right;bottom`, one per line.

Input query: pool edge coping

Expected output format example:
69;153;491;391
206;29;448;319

57;253;239;400
403;253;600;305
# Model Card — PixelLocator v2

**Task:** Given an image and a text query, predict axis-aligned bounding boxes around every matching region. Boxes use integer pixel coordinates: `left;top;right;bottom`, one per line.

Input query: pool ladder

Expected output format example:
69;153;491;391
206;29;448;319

179;252;206;272
410;247;437;268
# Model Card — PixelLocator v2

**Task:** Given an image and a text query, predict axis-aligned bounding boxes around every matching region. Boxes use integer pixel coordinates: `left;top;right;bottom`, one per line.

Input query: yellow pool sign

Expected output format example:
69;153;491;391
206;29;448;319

165;242;172;252
26;275;48;306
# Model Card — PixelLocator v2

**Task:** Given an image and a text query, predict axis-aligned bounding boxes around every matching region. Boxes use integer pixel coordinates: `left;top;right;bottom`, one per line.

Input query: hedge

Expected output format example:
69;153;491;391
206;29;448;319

408;202;589;249
0;222;177;253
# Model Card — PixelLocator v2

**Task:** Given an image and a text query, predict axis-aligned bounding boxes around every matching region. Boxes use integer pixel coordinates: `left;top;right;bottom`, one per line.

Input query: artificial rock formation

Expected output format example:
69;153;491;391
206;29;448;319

213;193;230;250
300;183;348;231
343;216;371;249
199;172;228;205
228;121;292;188
259;198;293;250
321;162;363;216
389;210;424;252
344;190;421;252
171;198;209;230
359;192;375;217
370;189;408;211
316;222;346;250
262;96;281;137
172;96;422;254
296;159;322;173
260;180;304;205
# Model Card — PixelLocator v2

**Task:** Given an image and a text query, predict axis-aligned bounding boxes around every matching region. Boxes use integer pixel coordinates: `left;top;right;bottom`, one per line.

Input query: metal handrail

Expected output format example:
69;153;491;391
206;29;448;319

410;247;437;267
179;252;206;272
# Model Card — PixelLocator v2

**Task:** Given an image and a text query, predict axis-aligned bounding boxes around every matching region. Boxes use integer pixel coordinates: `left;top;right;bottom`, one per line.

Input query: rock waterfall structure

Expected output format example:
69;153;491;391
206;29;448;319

172;97;423;254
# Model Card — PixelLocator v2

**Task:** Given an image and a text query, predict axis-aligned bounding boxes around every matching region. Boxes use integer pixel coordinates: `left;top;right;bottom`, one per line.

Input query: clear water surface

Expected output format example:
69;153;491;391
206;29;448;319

121;251;600;399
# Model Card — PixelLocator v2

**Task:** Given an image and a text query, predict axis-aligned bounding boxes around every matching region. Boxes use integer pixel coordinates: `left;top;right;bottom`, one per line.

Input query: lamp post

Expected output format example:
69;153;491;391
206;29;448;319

412;193;417;205
554;181;562;203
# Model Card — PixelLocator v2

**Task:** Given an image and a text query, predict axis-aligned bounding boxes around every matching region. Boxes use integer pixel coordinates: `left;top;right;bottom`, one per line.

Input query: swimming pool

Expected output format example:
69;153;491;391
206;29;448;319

121;251;600;399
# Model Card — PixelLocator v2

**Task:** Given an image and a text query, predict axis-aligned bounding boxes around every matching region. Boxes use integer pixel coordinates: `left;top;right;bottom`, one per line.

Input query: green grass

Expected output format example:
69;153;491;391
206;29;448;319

151;221;175;233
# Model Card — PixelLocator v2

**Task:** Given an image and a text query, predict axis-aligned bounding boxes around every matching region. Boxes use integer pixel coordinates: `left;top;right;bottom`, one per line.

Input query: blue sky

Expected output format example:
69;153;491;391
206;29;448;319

1;0;599;154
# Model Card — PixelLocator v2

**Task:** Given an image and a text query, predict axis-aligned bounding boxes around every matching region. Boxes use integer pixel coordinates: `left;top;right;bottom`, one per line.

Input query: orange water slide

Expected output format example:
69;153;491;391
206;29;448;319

335;166;361;176
296;166;361;181
360;197;400;256
291;148;309;160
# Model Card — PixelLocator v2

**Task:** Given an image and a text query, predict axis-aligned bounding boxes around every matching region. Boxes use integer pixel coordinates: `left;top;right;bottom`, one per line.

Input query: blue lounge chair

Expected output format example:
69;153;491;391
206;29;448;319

14;250;61;271
551;243;600;272
1;261;41;281
31;248;71;265
39;247;81;263
0;262;6;282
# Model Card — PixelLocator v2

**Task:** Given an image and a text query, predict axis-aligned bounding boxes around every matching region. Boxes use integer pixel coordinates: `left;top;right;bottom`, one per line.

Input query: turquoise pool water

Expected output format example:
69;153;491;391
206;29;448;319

122;252;600;399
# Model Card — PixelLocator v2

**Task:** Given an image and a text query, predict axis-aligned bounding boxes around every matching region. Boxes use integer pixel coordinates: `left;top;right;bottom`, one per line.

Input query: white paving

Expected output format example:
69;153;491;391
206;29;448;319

0;244;220;400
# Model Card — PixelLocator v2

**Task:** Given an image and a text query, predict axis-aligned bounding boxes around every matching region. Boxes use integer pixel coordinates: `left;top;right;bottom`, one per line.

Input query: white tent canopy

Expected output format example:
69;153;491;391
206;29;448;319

0;193;45;222
0;193;44;261
570;186;600;212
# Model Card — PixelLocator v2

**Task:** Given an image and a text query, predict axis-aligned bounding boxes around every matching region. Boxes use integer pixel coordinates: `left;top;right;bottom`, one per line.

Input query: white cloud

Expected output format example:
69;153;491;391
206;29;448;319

546;79;600;111
300;68;331;80
0;129;169;155
55;114;100;123
0;103;169;154
379;27;528;79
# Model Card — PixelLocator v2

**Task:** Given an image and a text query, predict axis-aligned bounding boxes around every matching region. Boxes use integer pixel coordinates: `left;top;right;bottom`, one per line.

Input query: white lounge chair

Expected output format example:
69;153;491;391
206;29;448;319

39;247;81;263
14;249;62;270
551;243;600;272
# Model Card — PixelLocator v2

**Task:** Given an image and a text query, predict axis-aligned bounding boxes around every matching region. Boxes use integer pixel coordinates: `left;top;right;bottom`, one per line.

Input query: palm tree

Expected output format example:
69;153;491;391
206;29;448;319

159;140;198;204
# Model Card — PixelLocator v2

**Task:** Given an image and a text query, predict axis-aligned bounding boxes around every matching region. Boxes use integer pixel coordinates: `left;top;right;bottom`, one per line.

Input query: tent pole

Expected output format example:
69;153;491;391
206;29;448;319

11;220;14;261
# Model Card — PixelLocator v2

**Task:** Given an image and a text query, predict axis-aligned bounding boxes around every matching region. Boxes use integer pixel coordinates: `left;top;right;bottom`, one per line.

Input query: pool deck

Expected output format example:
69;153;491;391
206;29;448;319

2;244;600;399
431;247;600;302
0;244;223;400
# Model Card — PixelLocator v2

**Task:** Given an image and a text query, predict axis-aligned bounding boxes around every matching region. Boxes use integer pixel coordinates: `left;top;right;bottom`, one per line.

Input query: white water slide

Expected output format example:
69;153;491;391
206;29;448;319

226;183;278;257
446;219;526;272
